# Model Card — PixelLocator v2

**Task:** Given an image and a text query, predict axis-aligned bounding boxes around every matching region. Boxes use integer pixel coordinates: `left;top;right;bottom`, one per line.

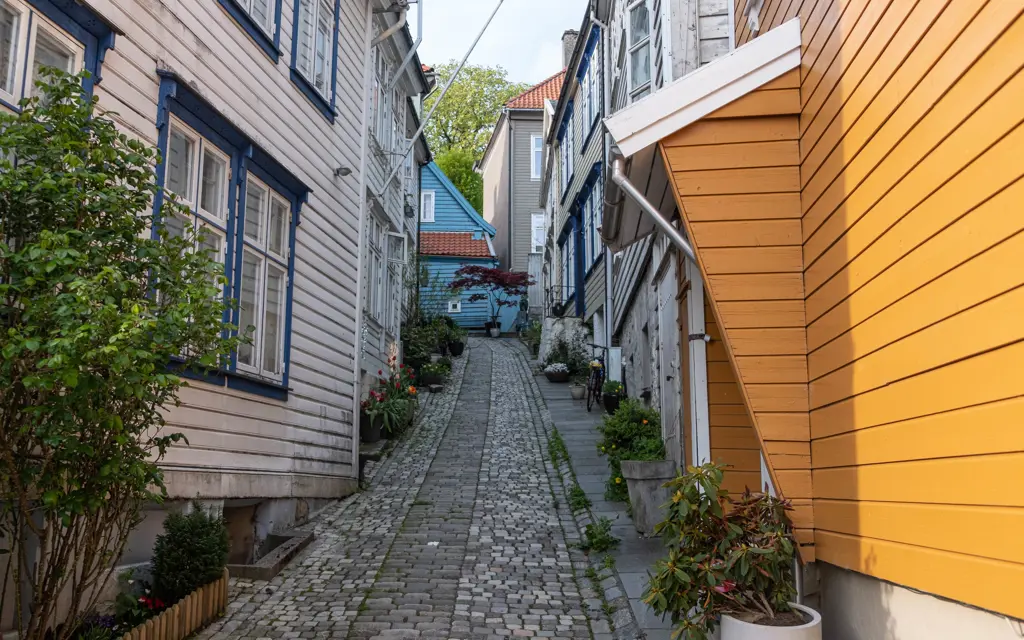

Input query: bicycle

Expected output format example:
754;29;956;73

586;347;606;413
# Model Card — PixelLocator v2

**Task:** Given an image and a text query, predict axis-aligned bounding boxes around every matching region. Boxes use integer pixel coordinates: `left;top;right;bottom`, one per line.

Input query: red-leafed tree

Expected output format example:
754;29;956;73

449;266;534;328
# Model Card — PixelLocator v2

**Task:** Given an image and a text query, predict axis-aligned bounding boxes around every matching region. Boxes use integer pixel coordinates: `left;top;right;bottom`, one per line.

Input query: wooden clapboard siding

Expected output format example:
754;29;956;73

84;0;387;497
732;0;1024;618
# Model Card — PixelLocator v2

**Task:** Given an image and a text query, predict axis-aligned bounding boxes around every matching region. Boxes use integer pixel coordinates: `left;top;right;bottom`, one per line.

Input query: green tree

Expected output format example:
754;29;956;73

424;62;530;161
435;149;483;213
0;71;238;639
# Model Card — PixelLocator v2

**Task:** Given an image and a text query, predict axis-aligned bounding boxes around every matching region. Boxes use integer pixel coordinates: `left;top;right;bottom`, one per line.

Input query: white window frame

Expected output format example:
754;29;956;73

294;0;334;100
0;0;84;108
530;134;543;181
366;215;386;324
531;212;545;254
626;0;653;101
236;172;291;383
236;0;276;36
447;299;462;314
372;47;391;150
420;189;435;222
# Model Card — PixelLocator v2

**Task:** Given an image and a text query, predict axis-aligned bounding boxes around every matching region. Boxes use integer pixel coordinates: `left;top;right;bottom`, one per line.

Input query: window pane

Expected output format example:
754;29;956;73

31;27;74;94
197;225;223;263
296;0;314;78
250;0;273;33
262;264;285;375
313;0;331;95
630;43;651;91
629;3;650;43
199;149;227;219
0;3;19;96
245;178;267;243
166;127;194;200
164;212;189;241
269;196;288;257
237;250;262;366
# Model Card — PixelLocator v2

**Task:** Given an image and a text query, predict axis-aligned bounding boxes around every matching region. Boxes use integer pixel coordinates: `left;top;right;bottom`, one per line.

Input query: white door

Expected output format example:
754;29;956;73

657;261;683;468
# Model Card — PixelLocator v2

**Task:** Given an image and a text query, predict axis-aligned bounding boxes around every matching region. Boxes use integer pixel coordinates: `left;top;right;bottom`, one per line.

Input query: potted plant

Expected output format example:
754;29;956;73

596;399;668;534
448;324;467;356
419;361;447;386
544;362;570;383
360;389;387;442
569;374;587;400
449;265;534;340
602;380;624;415
644;462;821;640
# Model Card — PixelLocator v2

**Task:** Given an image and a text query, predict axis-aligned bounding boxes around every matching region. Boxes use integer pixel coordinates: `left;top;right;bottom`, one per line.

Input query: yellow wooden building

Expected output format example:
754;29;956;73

600;1;1024;636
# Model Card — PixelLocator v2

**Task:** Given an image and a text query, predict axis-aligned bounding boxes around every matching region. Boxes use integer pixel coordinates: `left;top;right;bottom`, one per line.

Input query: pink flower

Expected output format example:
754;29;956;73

713;581;736;594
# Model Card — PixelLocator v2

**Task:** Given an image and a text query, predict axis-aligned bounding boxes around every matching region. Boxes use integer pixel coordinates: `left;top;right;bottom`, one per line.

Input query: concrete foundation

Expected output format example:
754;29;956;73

818;563;1023;640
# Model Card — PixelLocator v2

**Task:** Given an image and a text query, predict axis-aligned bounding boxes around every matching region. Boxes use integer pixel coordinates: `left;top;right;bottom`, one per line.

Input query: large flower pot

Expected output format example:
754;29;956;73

569;384;586;400
488;327;501;338
448;340;465;357
420;373;444;386
360;412;383;443
545;371;569;383
719;603;821;640
621;460;676;535
603;394;621;415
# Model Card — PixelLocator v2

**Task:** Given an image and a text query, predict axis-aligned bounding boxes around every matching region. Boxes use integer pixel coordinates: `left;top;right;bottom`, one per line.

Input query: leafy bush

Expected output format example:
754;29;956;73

151;503;229;605
568;485;592;513
643;463;798;640
543;330;590;377
602;380;624;395
597;399;664;501
419;361;449;377
580;517;619;553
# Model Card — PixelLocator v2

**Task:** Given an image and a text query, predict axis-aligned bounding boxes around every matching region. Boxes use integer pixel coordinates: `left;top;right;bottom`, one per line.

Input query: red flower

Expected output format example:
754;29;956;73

713;580;736;594
378;369;383;375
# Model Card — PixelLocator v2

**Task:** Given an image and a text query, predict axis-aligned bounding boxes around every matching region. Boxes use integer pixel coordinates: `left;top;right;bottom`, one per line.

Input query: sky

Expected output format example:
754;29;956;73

408;0;591;85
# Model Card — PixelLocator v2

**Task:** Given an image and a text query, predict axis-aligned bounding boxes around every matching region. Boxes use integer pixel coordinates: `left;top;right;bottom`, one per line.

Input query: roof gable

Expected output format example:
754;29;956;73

422;162;496;235
420;232;495;258
507;70;566;110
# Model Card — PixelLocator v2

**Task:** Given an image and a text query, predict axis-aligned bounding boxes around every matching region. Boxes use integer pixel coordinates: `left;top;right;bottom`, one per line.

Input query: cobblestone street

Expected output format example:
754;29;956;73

197;339;617;640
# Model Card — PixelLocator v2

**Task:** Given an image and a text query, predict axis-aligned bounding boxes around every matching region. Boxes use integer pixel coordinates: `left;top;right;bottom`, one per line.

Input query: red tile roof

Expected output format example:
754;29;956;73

420;232;493;258
507;69;566;110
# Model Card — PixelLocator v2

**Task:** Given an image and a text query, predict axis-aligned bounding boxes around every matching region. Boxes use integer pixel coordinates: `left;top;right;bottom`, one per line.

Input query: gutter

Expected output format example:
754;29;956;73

371;2;407;46
388;0;423;91
608;150;696;262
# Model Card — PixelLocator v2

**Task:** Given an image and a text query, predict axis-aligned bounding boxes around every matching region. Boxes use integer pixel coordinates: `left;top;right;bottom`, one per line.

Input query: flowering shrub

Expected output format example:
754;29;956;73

544;362;569;374
602;380;625;395
449;265;533;327
643;463;797;639
596;399;664;501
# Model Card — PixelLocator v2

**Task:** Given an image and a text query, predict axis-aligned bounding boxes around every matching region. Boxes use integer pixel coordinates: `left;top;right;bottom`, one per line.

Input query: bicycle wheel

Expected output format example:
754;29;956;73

586;372;598;412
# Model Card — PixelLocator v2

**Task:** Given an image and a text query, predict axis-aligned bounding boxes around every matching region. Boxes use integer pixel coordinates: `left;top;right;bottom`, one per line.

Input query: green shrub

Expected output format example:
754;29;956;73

597;399;665;502
568;484;592;513
580;517;619;553
151;502;229;604
544;331;589;377
602;379;624;395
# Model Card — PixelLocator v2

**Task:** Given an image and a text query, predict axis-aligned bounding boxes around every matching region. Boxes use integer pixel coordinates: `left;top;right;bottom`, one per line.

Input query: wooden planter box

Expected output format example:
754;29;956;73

119;568;229;640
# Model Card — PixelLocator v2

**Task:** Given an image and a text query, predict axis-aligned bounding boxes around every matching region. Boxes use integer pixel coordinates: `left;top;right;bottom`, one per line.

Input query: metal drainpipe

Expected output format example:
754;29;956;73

371;4;408;47
610;152;696;262
507;115;514;270
592;8;614;351
388;0;423;91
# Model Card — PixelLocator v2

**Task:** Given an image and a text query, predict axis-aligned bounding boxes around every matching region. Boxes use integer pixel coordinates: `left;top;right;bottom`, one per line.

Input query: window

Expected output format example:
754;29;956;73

372;46;391;150
583;182;604;270
530;134;542;181
531;212;545;253
291;0;337;121
217;0;281;61
156;72;308;396
560;230;576;303
386;233;406;336
448;299;462;314
627;0;652;101
420;190;435;222
365;214;406;332
0;0;99;111
558;103;575;197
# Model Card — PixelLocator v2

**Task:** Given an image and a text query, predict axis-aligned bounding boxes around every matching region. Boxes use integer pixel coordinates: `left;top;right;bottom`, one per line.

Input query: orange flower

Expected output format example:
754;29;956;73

408;386;417;395
642;419;648;425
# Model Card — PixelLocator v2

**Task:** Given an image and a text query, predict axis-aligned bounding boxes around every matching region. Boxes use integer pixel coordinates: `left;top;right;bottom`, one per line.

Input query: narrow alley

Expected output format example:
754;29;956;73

196;339;620;640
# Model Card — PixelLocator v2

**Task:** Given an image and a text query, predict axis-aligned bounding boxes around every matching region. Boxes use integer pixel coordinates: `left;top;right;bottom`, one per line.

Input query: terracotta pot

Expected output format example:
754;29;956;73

448;341;465;357
603;394;621;415
545;371;569;383
360;412;383;443
719;603;822;640
569;384;586;400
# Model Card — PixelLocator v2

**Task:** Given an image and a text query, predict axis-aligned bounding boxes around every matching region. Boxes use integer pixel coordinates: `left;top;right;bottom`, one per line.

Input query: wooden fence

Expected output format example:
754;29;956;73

119;568;229;640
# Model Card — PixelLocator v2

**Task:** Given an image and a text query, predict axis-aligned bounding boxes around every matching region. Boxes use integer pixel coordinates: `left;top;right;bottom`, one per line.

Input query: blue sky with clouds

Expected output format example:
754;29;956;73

409;0;591;85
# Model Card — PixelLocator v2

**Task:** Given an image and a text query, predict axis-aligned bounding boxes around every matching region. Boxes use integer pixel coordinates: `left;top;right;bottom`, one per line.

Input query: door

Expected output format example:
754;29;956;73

658;262;683;467
676;265;693;468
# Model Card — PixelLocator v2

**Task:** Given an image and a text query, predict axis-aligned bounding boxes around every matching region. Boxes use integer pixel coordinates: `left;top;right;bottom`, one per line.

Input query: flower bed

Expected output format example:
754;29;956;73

117;568;228;640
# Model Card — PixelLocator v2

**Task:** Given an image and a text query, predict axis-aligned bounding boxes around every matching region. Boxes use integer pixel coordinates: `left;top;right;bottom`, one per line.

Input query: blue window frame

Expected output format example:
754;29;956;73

558;101;575;201
217;0;283;62
0;0;115;112
154;71;310;399
290;0;340;122
576;25;601;139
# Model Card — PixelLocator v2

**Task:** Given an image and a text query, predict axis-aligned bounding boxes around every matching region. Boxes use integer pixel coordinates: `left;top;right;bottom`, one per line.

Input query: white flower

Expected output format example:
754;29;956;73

544;362;569;373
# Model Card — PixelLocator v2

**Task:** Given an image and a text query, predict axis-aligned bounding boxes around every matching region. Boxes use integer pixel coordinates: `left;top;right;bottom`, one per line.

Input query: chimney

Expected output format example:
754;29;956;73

561;30;579;69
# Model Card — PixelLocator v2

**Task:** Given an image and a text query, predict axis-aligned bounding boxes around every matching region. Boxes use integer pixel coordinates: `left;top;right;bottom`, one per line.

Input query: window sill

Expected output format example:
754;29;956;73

290;69;335;123
218;0;281;63
171;360;289;400
584;252;605;281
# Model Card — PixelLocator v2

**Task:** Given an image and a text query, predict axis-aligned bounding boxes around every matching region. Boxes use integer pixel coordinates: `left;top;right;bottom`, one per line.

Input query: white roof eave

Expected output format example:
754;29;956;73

604;18;802;158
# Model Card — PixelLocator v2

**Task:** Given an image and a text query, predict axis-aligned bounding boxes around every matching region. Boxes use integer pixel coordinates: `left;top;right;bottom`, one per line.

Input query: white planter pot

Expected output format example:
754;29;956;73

569;385;586;400
720;603;821;640
488;327;500;338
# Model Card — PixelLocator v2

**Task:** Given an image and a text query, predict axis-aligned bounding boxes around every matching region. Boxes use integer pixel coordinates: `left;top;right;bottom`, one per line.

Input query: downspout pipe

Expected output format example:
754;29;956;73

371;4;407;47
610;151;696;262
389;0;422;91
592;8;613;351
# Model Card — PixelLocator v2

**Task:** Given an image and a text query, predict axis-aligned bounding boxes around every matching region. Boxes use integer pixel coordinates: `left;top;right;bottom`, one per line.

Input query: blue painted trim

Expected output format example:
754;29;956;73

216;0;282;62
574;214;585;317
583;250;604;280
423;162;496;235
288;0;340;123
32;0;115;92
576;25;600;81
154;71;311;397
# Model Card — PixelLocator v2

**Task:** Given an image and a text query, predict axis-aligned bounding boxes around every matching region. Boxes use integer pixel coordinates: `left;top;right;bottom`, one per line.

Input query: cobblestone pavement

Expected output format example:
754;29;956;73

197;339;613;640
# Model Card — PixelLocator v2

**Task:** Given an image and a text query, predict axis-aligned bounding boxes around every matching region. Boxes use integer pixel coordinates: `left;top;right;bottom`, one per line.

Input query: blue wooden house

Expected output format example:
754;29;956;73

418;162;520;331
